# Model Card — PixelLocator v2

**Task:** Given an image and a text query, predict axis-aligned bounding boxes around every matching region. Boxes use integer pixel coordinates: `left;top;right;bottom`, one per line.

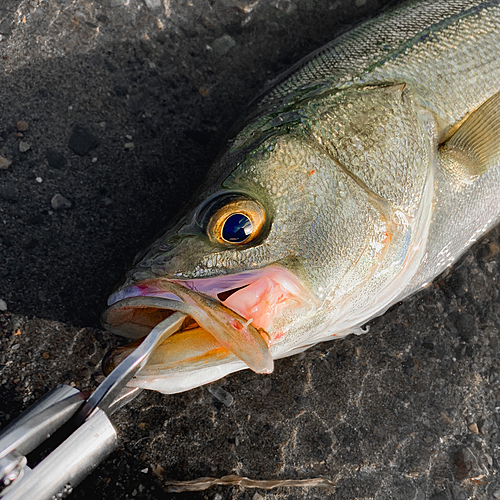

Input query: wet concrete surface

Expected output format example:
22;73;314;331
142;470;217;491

1;0;500;499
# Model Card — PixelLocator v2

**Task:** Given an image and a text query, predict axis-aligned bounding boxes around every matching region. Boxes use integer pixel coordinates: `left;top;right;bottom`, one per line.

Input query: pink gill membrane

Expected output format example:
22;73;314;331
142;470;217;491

224;276;291;333
108;267;311;342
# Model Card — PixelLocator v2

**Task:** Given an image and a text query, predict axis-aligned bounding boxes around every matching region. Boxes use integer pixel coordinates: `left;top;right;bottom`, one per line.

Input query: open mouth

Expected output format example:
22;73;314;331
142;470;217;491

102;266;314;378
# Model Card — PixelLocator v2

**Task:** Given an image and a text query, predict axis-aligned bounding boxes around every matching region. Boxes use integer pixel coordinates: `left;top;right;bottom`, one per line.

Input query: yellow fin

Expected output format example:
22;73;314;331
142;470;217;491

439;91;500;184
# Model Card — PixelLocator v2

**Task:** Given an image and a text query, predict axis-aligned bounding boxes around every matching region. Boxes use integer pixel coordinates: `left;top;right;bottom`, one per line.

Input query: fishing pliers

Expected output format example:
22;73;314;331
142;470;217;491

0;312;186;500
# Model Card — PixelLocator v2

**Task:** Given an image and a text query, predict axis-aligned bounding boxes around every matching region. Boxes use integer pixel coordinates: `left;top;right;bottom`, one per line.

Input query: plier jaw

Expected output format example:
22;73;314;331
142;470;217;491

0;384;117;500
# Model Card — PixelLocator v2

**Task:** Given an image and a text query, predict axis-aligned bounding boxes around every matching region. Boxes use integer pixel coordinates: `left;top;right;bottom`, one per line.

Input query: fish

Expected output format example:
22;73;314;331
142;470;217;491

102;0;500;395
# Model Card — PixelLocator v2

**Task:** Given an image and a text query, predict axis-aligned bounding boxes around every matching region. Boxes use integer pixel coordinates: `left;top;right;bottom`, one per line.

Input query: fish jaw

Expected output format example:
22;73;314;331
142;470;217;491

103;266;316;392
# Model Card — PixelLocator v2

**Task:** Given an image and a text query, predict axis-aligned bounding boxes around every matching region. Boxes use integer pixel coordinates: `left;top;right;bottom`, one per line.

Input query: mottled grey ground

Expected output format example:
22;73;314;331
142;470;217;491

1;0;500;499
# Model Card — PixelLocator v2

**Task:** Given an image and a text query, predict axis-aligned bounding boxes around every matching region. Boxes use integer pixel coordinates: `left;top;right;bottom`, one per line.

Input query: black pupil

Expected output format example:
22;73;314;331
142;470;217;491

222;213;253;242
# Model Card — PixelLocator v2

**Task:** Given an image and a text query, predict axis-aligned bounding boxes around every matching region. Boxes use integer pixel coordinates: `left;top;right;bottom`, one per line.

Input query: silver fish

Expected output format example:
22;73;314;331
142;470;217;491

103;0;500;394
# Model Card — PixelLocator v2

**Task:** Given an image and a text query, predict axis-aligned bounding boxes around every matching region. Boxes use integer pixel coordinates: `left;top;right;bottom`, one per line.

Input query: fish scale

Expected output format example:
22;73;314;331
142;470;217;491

364;5;500;133
260;1;493;112
103;0;500;394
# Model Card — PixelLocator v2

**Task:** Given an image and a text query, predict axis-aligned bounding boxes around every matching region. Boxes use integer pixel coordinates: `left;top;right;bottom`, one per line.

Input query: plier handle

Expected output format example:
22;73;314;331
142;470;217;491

0;312;186;500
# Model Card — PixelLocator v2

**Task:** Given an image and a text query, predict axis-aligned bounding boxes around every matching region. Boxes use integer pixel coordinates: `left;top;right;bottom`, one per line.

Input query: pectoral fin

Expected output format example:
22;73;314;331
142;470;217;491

439;90;500;184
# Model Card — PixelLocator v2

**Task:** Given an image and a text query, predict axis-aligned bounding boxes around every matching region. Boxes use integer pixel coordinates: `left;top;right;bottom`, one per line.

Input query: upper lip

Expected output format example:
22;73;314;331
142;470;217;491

107;268;275;307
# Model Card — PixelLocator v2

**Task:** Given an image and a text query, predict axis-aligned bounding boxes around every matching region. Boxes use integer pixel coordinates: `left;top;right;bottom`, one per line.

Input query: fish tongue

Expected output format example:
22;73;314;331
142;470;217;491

157;280;274;374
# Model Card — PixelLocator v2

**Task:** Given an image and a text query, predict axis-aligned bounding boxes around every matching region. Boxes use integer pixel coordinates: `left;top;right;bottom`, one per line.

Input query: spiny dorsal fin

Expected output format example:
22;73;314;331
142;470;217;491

439;90;500;184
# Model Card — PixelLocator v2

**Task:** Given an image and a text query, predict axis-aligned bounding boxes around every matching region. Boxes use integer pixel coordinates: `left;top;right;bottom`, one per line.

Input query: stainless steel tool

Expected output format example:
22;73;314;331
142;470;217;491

0;312;187;500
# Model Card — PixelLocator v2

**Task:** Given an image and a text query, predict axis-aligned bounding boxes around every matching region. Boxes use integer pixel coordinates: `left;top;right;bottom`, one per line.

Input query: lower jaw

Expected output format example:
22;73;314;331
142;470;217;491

101;296;242;373
102;304;259;394
102;322;236;375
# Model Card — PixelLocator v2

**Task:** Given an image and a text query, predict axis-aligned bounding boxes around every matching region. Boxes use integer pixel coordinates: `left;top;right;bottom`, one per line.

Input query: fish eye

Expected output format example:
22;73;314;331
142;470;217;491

207;199;266;246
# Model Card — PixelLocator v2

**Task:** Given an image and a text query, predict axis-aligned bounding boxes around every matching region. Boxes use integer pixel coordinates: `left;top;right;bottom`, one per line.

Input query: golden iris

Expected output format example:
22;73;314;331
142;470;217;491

207;199;266;245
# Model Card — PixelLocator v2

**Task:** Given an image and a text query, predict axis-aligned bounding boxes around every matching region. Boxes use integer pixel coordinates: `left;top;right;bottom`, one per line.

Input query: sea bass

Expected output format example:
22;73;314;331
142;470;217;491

103;0;500;394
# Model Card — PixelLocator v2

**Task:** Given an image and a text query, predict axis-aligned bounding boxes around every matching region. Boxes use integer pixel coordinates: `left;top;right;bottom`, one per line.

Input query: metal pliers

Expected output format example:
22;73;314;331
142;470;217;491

0;312;186;500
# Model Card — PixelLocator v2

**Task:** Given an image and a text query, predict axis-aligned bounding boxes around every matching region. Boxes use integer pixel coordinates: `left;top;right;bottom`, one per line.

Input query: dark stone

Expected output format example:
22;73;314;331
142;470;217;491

96;14;109;24
447;313;477;342
0;18;12;36
0;182;18;201
430;492;449;500
446;267;469;297
27;214;44;225
45;148;67;169
25;238;39;250
0;236;12;247
454;449;468;481
113;85;128;96
68;125;99;156
422;340;435;350
184;129;210;146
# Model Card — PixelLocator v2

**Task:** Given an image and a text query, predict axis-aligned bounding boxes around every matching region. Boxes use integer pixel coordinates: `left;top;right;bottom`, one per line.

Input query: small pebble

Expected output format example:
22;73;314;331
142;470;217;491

92;157;98;163
0;156;12;169
488;243;499;258
19;141;31;153
140;468;148;474
0;299;7;311
485;262;496;273
51;193;72;210
16;120;28;131
42;352;50;360
493;490;500;499
36;177;43;183
207;385;234;407
144;0;161;8
151;464;163;477
212;34;236;56
469;422;479;434
124;142;135;150
125;134;133;140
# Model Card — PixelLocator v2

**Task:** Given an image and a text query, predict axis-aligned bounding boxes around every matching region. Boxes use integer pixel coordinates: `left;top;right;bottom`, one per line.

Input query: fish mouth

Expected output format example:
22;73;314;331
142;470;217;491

102;267;314;378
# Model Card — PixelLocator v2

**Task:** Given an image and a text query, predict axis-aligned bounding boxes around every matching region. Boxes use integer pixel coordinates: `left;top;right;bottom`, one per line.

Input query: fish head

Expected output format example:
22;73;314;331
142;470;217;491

103;84;434;393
